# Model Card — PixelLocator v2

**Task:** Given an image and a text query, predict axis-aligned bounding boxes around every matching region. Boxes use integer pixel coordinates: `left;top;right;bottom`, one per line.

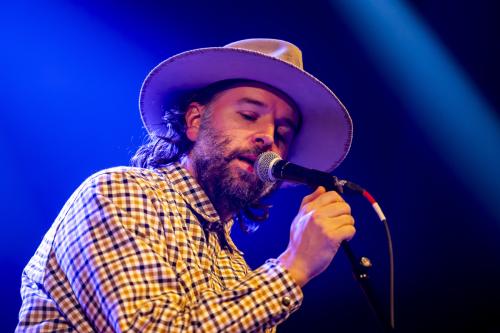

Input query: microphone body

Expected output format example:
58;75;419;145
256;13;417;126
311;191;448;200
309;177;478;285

271;159;340;191
255;152;342;192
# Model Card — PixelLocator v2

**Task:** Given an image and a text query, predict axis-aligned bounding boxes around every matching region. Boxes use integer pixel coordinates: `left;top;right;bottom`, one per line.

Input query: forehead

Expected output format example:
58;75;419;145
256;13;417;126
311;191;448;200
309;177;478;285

210;83;301;125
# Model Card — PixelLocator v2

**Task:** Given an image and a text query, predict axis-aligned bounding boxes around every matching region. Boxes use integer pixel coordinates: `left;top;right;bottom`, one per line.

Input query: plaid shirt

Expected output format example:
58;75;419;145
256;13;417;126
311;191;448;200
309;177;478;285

17;162;303;332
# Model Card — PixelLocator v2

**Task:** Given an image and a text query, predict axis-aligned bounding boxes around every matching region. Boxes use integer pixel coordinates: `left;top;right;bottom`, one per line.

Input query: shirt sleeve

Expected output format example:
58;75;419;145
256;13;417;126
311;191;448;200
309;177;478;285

53;170;303;333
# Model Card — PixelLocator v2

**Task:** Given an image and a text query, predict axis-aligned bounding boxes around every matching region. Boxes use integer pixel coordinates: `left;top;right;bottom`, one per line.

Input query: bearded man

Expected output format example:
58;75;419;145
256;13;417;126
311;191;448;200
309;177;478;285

16;39;355;332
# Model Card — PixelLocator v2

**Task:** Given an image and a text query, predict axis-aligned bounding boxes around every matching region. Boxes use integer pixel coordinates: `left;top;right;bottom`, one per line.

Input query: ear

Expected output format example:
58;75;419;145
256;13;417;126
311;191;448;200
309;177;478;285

185;102;204;142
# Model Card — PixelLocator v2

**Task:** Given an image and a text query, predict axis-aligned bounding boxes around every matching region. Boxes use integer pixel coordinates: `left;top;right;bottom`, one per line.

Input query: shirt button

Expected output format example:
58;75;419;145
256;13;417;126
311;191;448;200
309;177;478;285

281;296;291;307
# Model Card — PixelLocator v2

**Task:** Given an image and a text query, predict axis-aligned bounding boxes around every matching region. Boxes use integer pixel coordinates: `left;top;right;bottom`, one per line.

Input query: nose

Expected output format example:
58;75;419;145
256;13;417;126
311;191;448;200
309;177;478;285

253;130;274;151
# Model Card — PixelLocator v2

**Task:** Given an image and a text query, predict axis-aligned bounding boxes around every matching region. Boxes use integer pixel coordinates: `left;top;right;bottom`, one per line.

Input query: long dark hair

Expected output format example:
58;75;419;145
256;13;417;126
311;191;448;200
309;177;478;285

131;79;271;232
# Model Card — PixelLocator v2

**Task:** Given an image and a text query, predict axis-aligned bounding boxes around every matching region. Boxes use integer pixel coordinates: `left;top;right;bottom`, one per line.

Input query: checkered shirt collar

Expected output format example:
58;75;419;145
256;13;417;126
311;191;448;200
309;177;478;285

157;162;221;224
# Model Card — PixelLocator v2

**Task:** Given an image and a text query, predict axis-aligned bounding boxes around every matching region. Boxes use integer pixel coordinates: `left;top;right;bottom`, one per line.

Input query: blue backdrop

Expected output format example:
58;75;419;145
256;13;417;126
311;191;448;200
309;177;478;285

1;1;499;332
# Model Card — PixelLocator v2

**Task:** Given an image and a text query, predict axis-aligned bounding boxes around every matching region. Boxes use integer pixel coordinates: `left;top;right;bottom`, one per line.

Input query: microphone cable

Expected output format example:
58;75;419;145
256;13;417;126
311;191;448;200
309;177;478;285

336;179;395;330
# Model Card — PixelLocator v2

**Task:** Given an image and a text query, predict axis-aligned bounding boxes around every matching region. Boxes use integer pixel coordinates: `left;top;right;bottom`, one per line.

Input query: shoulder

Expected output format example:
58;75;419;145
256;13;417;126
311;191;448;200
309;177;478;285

55;167;171;222
75;166;174;199
54;167;174;241
86;166;164;187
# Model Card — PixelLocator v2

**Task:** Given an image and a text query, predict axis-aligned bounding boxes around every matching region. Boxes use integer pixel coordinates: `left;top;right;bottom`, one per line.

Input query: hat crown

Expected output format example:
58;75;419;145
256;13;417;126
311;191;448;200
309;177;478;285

224;38;303;69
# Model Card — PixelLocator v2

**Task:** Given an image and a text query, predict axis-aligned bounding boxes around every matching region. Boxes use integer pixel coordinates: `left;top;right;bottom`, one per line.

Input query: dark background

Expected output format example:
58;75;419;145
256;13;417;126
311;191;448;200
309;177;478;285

1;1;499;332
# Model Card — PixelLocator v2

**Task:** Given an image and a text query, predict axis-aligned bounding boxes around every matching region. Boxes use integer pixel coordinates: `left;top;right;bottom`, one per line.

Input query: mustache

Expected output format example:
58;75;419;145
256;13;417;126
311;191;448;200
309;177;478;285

224;147;269;163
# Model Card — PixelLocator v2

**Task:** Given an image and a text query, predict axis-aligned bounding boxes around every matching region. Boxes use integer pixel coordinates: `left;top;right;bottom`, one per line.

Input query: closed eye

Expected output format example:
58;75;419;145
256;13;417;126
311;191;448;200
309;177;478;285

276;127;294;145
239;112;258;121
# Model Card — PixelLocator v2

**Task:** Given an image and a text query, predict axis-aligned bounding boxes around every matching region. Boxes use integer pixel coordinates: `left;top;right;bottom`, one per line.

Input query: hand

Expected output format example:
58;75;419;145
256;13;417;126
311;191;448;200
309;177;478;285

278;186;356;287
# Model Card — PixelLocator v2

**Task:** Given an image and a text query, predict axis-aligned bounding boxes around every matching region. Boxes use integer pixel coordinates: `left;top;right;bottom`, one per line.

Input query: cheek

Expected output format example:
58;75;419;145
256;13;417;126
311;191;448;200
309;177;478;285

204;126;241;156
223;136;245;155
277;147;289;159
277;140;294;158
221;127;248;144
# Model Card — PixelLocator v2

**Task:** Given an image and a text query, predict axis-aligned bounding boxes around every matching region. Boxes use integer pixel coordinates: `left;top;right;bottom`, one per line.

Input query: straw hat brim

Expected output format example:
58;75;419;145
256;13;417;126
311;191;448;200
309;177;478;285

139;47;353;172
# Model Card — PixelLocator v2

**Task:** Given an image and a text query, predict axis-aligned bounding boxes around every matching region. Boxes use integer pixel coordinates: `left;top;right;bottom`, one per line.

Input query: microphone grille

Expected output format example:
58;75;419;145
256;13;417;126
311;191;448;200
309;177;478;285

254;151;282;183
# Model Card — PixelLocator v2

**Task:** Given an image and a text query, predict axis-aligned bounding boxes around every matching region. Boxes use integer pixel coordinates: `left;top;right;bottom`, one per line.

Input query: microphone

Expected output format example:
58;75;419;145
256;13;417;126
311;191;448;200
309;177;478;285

254;151;348;192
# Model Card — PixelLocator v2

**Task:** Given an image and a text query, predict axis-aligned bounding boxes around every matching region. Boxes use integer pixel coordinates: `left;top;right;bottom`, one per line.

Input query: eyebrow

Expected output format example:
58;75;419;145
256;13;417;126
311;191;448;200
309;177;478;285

237;97;268;108
236;97;300;133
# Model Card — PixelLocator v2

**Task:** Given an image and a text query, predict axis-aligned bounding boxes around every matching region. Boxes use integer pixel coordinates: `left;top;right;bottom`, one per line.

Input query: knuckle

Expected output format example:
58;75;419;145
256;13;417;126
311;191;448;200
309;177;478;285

332;191;342;199
301;203;313;214
330;191;344;201
340;202;351;214
311;210;321;219
348;225;356;235
345;228;356;241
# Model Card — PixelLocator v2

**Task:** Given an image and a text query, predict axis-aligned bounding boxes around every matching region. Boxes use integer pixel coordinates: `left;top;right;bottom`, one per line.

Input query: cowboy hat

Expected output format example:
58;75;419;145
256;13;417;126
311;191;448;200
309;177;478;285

139;38;352;172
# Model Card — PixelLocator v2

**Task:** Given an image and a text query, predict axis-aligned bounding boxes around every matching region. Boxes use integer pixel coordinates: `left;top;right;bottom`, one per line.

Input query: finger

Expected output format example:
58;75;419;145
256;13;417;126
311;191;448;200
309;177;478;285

329;225;356;242
320;216;355;241
320;215;355;234
301;186;326;206
330;214;355;228
309;190;345;210
314;202;351;218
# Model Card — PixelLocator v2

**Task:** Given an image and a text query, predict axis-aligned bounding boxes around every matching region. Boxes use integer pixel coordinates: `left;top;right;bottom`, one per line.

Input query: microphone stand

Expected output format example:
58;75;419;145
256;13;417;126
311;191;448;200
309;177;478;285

321;178;395;332
341;241;393;332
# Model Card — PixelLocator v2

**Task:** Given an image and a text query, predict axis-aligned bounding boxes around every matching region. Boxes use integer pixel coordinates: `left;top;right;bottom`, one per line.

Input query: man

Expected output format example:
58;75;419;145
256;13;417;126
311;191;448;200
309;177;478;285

17;39;355;332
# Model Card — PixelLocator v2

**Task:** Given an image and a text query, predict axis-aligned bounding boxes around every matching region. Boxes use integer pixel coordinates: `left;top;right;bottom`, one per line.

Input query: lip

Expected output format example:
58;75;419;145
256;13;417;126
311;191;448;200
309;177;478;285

235;154;257;173
238;153;258;165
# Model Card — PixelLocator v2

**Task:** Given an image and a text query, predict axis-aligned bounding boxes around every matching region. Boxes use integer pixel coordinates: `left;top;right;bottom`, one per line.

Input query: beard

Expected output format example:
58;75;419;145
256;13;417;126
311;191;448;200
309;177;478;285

190;118;276;221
